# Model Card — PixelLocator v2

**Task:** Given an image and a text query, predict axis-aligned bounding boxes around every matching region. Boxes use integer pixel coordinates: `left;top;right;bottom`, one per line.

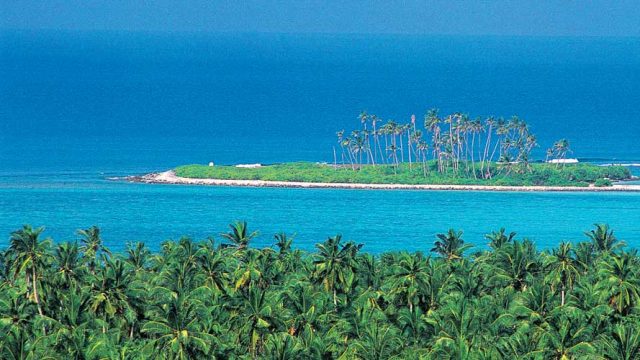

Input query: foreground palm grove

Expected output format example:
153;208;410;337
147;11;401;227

2;223;640;359
336;110;572;177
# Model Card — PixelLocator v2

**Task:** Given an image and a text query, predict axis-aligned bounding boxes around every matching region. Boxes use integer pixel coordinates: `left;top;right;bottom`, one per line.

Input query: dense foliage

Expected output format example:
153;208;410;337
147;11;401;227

1;223;639;359
175;162;630;187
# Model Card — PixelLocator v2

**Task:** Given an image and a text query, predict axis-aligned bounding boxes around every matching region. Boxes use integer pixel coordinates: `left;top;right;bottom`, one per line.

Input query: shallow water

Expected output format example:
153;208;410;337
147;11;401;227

0;173;638;253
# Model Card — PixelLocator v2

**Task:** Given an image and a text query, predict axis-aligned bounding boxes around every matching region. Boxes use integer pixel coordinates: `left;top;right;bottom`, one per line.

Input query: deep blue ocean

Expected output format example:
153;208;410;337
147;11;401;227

1;31;639;252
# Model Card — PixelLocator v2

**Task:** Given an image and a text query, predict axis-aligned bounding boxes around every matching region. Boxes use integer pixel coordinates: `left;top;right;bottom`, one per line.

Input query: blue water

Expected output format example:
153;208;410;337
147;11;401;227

1;30;639;252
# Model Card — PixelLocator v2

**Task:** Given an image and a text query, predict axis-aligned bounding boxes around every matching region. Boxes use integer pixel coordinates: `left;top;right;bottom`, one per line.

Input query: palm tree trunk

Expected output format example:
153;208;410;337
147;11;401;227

488;138;501;179
399;133;405;164
471;132;477;179
422;151;427;177
449;121;454;171
333;147;337;169
407;129;413;170
347;148;355;170
26;271;31;299
368;147;376;166
377;135;385;165
481;125;492;177
384;134;389;162
32;268;46;335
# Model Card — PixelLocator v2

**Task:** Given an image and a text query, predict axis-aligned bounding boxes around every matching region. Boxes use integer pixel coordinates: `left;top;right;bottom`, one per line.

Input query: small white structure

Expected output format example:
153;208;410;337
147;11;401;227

547;158;579;164
208;162;214;167
235;163;262;168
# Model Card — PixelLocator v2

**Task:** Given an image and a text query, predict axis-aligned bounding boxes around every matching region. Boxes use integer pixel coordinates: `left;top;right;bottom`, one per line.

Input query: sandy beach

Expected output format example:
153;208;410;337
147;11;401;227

127;171;640;192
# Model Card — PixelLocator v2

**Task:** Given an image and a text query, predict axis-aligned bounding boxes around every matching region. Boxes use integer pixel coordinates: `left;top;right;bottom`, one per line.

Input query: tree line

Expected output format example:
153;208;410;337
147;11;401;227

335;110;573;177
1;222;639;359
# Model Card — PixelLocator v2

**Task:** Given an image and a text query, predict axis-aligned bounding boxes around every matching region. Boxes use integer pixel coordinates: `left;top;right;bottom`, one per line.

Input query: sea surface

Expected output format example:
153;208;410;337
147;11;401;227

1;31;639;252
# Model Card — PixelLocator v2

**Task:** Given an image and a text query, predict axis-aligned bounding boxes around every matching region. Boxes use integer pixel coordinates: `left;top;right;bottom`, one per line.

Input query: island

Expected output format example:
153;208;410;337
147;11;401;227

130;161;639;192
131;110;638;191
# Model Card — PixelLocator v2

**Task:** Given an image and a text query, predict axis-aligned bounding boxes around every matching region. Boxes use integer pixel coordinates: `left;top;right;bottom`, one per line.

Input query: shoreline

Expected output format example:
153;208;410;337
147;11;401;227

125;171;640;192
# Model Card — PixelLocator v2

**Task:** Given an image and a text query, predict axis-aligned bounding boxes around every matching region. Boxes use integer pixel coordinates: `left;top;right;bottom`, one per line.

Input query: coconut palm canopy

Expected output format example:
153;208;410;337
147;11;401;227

0;222;639;359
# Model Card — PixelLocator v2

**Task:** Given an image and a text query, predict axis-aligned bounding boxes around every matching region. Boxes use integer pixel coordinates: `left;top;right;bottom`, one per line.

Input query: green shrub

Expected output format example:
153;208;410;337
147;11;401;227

594;178;613;187
173;162;630;187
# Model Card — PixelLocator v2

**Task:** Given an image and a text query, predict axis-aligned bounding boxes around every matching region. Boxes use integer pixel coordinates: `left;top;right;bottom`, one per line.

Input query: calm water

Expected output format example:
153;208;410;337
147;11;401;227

0;176;639;253
1;31;639;252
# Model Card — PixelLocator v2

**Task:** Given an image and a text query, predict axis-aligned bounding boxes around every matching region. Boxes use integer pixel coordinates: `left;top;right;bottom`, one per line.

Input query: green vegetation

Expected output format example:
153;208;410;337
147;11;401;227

175;110;633;187
176;161;630;187
1;223;640;359
595;178;614;187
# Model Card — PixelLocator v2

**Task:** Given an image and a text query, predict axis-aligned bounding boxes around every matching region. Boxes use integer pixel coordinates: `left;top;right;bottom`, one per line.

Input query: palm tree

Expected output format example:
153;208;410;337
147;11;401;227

142;290;215;359
126;241;150;271
540;314;595;359
492;240;540;292
264;333;303;359
0;287;40;358
52;242;83;288
282;282;329;337
597;251;640;315
358;111;373;165
573;242;596;273
90;256;144;336
370;114;385;165
486;228;516;250
233;249;266;290
43;290;115;359
544;242;582;306
550;139;571;167
545;148;554;163
395;123;407;164
424;109;442;172
497;329;543;359
338;130;357;170
387;144;399;174
469;117;484;178
313;235;361;306
350;130;367;168
197;245;232;294
428;295;482;359
416;140;430;177
585;223;624;254
388;252;430;312
601;322;640;360
488;118;507;173
417;260;452;312
221;221;258;250
78;226;111;274
6;225;51;326
273;232;294;255
444;114;457;171
350;321;402;359
431;229;471;261
396;306;429;346
480;116;495;177
233;286;283;357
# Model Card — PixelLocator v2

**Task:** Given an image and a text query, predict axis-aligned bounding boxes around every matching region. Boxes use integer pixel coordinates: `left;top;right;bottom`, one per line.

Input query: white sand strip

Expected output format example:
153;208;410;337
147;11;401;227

126;171;640;192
